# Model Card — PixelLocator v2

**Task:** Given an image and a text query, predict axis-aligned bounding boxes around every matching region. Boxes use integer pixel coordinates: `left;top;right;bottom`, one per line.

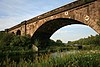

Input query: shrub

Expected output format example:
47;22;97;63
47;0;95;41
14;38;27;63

0;31;32;51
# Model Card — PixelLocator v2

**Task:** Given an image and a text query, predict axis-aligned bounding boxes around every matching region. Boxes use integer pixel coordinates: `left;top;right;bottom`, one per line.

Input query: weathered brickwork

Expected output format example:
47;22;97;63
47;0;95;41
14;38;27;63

7;0;100;40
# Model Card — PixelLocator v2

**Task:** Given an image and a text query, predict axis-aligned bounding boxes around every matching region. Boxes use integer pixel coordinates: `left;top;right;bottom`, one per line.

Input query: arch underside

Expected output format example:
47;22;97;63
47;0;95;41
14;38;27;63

31;18;85;41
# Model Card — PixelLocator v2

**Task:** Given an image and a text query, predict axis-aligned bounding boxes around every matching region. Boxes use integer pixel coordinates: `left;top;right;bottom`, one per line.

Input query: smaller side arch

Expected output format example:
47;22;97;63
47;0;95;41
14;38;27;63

16;30;21;35
12;32;15;34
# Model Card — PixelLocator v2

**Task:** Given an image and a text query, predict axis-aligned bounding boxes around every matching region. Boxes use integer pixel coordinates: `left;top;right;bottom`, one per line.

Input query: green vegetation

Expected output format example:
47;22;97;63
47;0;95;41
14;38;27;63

0;31;100;66
0;31;35;64
0;31;66;64
1;50;100;67
67;34;100;46
32;50;100;67
0;31;32;51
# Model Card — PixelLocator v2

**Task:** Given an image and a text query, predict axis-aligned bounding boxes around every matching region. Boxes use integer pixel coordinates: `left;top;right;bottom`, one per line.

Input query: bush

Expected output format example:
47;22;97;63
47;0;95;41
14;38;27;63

0;32;32;51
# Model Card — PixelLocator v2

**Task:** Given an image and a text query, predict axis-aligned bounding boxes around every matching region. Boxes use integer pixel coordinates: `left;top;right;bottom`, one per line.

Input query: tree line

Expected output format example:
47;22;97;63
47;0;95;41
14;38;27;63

0;31;32;51
67;34;100;46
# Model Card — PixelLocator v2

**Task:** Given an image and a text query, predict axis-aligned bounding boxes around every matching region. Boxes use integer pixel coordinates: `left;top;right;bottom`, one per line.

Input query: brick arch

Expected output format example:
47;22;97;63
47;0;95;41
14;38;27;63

12;32;15;34
16;30;21;35
7;0;100;43
31;18;86;42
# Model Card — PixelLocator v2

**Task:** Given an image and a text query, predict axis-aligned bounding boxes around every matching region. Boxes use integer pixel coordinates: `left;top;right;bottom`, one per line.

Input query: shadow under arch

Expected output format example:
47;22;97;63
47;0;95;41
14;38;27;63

16;30;21;35
31;18;86;44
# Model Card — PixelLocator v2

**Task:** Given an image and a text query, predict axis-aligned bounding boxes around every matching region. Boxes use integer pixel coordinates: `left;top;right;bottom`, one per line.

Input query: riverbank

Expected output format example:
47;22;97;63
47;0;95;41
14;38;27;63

0;50;100;67
0;31;100;66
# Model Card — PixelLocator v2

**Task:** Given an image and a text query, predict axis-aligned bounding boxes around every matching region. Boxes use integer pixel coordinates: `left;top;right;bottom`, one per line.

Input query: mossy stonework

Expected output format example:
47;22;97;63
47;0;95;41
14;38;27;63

7;0;100;41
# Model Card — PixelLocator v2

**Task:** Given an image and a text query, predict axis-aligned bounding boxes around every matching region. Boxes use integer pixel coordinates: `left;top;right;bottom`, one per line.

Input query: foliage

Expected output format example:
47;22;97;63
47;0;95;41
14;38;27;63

0;31;100;66
0;31;32;51
0;31;66;52
67;34;100;46
56;40;62;43
34;39;40;47
0;50;100;67
0;31;14;46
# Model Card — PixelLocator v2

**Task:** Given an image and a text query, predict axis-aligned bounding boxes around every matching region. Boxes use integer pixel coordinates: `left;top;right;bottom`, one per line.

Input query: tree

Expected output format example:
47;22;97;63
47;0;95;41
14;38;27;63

56;40;62;43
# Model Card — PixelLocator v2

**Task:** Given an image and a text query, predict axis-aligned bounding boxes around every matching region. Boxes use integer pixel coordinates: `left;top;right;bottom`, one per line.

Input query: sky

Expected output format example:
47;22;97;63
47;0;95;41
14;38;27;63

50;24;97;43
0;0;98;43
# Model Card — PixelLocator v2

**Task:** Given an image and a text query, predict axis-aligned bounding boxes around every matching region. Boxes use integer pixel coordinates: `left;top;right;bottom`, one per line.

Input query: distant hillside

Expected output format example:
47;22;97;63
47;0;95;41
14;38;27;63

67;34;100;46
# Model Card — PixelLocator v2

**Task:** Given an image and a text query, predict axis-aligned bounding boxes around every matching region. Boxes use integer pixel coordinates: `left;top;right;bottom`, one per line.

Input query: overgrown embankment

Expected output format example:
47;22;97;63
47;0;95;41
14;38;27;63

0;31;100;66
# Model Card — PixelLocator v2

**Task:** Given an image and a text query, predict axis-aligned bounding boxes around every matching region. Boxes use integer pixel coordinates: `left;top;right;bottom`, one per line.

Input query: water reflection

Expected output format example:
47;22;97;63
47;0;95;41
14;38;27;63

51;50;80;58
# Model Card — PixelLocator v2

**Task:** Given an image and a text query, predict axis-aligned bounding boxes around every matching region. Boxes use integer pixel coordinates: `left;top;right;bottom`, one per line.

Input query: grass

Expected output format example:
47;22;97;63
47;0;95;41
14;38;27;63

0;50;100;67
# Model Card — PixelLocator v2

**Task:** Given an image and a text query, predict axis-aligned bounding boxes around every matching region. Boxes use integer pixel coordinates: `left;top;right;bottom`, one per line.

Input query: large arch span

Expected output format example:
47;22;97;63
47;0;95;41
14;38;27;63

31;18;86;43
7;0;100;46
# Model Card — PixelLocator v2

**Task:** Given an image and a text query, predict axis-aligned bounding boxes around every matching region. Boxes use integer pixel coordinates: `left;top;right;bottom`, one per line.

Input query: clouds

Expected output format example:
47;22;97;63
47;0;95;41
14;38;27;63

0;0;74;17
0;15;30;30
0;0;38;17
50;25;97;43
0;0;35;30
0;0;97;43
0;0;75;31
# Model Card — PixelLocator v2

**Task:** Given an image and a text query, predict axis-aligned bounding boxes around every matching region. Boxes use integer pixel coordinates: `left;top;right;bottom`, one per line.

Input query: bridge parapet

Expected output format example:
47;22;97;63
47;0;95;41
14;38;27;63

27;0;95;23
7;0;100;37
8;0;96;32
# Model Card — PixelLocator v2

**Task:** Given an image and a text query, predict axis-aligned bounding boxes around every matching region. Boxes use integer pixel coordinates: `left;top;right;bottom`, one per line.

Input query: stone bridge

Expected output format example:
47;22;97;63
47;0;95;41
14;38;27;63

7;0;100;43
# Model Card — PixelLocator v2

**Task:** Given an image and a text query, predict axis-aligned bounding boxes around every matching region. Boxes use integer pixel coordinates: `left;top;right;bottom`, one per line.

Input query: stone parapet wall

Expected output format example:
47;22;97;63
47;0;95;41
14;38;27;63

7;0;96;32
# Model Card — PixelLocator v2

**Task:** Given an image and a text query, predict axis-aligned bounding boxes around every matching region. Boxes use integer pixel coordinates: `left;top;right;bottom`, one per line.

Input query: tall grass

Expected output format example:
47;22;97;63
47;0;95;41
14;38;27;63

0;50;100;67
